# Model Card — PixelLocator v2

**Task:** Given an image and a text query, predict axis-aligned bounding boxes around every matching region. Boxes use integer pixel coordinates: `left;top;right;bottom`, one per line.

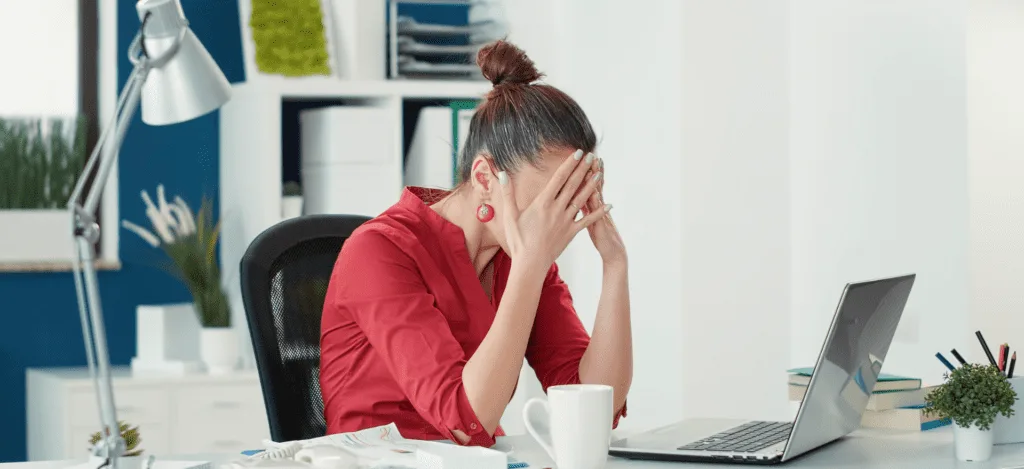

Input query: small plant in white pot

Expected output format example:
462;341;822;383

89;421;144;469
122;186;237;374
925;363;1017;462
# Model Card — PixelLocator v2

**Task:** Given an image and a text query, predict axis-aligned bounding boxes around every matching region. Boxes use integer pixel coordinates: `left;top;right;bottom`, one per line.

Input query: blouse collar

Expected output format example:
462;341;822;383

398;186;469;250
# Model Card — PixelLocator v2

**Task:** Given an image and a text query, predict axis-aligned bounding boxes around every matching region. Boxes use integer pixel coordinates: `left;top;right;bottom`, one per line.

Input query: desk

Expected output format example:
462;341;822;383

6;428;1024;469
500;427;1024;468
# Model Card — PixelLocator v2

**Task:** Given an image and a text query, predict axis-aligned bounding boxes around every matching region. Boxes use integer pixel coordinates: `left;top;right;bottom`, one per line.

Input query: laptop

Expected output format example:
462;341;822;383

609;274;916;465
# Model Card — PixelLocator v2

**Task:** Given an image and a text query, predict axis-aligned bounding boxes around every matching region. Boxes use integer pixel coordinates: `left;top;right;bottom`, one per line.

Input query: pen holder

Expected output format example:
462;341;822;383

994;377;1024;445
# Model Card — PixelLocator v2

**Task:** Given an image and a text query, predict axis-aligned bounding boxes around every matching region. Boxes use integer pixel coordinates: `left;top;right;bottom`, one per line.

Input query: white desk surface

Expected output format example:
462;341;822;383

499;427;1024;469
6;428;1024;469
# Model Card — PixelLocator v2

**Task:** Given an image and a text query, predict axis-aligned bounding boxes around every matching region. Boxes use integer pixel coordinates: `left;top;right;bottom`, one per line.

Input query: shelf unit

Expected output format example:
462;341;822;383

219;77;486;367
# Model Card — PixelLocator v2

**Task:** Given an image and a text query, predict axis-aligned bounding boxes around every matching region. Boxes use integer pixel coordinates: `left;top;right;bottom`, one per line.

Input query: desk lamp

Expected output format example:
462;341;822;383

67;1;230;468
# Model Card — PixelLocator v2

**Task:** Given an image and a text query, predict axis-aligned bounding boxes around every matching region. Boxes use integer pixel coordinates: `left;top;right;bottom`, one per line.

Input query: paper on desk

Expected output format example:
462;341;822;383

267;424;417;468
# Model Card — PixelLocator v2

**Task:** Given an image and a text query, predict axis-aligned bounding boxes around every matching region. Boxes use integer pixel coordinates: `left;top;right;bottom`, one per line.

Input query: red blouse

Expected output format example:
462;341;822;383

320;187;624;447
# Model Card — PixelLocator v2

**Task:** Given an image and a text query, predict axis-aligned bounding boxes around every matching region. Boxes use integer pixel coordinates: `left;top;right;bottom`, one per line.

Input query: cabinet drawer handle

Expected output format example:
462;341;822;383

212;401;241;409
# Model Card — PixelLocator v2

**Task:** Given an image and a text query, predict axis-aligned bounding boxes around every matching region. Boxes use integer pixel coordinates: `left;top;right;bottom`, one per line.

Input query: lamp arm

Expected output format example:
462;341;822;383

67;47;148;469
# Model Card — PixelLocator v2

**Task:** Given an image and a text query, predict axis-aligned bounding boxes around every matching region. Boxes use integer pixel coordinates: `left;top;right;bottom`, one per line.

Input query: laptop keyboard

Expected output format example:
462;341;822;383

678;421;793;453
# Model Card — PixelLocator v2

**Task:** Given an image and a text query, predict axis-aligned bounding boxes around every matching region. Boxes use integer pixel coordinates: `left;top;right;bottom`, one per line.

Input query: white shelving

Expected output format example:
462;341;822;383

232;75;490;100
219;77;485;369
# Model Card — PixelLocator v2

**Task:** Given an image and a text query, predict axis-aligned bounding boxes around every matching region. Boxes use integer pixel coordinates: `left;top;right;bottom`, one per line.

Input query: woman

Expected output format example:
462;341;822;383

319;40;632;447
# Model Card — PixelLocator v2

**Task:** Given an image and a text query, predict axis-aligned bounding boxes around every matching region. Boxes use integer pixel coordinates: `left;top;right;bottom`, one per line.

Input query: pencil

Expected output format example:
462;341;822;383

1000;344;1008;372
936;352;956;372
977;331;998;367
1010;353;1017;379
1003;344;1011;374
951;349;968;366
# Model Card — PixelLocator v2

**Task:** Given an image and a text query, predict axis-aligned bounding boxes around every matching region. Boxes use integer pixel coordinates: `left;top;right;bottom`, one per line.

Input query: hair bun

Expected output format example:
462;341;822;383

477;40;543;88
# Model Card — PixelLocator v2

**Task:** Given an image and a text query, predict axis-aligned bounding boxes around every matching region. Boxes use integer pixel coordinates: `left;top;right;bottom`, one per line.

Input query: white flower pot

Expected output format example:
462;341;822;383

954;423;994;462
282;195;303;220
118;455;145;469
200;328;238;375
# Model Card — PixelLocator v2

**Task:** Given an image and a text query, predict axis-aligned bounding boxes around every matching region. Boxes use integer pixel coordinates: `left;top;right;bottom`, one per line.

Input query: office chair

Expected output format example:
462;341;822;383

240;214;371;442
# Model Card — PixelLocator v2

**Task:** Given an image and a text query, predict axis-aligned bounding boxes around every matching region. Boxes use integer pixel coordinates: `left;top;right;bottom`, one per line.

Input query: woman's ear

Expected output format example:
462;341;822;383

470;155;497;194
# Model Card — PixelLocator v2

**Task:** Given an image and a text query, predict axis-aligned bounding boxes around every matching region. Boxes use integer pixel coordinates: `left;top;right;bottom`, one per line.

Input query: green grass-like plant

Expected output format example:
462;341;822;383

162;198;230;328
0;116;86;209
925;363;1017;430
88;421;142;457
250;0;331;76
122;190;230;328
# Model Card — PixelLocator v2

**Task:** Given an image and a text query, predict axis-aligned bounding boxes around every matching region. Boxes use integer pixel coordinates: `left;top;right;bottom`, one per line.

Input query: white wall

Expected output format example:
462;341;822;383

678;0;792;422
788;0;969;387
968;0;1024;353
0;1;79;115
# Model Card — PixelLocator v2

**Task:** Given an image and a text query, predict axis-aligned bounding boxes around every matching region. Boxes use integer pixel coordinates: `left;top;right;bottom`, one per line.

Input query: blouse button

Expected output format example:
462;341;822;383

470;423;478;430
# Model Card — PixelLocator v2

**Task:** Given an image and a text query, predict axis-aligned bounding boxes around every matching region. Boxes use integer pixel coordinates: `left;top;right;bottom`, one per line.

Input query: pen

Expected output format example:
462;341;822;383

1000;344;1008;372
1003;344;1011;374
950;349;968;366
1010;353;1017;379
936;352;956;372
977;331;998;367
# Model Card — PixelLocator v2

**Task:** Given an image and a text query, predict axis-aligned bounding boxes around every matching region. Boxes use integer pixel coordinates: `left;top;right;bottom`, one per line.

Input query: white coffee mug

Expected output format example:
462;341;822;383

522;384;613;469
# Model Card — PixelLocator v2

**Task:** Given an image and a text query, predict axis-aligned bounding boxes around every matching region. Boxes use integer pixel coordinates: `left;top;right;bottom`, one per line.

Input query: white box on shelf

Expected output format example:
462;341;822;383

131;303;202;375
323;0;386;80
406;107;453;189
0;210;74;264
405;106;474;189
301;106;401;217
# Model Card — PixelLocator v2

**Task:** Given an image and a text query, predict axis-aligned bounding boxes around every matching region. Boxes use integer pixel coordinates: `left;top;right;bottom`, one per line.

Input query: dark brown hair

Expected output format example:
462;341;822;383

457;40;597;182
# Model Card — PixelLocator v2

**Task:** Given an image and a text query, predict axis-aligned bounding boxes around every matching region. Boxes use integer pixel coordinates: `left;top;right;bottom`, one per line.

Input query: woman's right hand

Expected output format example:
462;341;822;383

498;149;611;270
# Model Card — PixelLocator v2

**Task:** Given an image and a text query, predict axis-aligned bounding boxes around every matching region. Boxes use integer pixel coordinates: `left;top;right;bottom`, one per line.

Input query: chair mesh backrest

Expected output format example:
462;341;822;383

240;215;370;442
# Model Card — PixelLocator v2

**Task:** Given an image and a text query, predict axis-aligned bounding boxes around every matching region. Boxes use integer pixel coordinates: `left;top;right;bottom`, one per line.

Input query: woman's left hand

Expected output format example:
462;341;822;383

581;157;627;265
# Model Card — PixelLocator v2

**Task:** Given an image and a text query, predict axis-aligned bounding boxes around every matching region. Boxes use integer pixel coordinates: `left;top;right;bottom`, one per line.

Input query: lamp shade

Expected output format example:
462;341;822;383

137;0;231;126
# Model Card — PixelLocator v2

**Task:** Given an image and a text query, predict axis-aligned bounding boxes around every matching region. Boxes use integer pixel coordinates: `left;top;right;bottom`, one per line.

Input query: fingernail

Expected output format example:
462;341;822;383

604;204;613;213
585;152;595;164
498;171;508;185
592;172;603;182
598;158;604;169
572;149;584;160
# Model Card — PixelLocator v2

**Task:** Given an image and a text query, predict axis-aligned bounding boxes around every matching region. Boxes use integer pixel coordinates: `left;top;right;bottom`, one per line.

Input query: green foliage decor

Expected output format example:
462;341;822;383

89;421;142;457
925;363;1017;430
250;0;332;77
122;188;230;328
283;181;302;196
0;116;87;209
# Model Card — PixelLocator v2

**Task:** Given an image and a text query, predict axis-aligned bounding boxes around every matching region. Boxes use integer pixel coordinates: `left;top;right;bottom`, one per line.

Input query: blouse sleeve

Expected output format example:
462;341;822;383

525;263;628;428
328;230;495;446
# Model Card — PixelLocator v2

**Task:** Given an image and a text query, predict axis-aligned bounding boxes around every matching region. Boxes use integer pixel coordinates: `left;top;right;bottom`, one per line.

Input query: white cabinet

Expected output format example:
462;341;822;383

26;367;269;461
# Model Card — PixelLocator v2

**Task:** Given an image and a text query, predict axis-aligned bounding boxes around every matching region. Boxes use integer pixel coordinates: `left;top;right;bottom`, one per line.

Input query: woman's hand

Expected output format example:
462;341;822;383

582;157;627;266
499;149;610;271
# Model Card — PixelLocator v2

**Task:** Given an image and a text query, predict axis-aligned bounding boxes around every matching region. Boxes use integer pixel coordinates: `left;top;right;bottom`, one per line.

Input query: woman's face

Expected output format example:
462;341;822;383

470;147;580;248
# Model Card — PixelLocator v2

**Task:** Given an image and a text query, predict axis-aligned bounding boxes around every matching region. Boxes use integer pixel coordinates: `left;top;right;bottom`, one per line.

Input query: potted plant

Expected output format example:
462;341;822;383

122;186;237;374
88;421;143;469
925;363;1017;462
0;115;86;264
282;181;303;220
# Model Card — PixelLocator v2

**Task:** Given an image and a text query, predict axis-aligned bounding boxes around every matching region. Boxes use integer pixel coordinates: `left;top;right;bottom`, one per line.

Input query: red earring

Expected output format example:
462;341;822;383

476;203;495;223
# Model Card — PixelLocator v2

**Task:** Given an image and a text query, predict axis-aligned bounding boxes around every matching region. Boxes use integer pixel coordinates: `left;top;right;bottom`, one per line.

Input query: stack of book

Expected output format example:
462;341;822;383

788;367;950;431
